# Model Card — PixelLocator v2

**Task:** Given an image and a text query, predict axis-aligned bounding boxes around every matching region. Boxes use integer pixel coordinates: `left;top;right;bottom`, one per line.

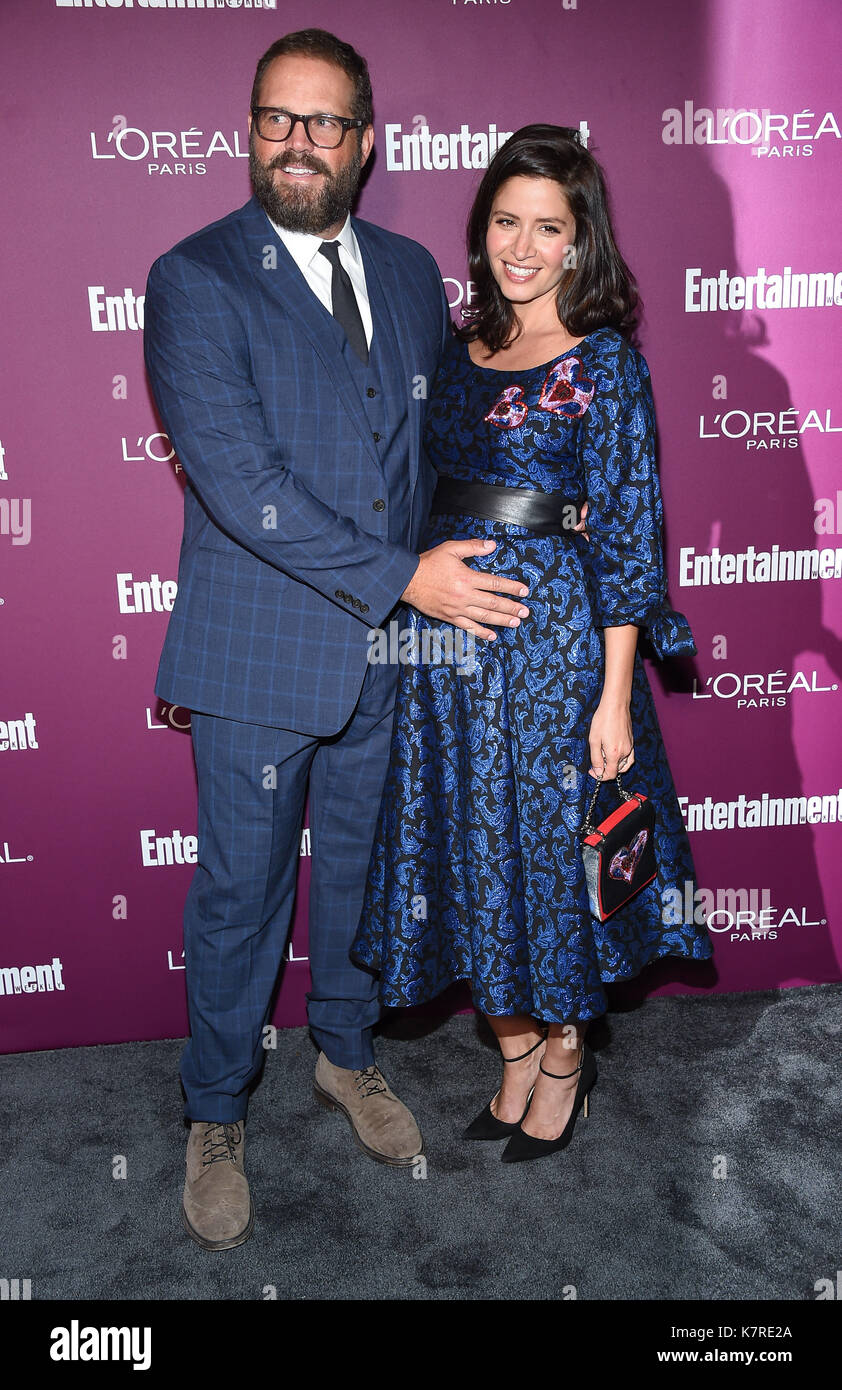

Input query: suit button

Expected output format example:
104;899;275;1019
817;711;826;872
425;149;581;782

366;387;377;398
372;498;386;511
372;431;381;443
335;589;343;599
360;603;369;614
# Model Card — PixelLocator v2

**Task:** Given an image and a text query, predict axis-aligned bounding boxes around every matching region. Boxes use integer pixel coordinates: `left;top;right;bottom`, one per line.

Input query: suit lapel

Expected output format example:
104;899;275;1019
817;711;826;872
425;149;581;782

239;196;380;467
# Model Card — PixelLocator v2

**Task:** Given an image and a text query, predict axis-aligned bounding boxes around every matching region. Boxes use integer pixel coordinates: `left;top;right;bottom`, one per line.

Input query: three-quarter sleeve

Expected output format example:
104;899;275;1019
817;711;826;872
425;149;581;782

576;336;695;659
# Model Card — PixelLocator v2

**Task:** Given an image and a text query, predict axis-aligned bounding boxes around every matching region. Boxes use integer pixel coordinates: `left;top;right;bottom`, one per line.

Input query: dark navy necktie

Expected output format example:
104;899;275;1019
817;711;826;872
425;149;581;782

318;240;369;364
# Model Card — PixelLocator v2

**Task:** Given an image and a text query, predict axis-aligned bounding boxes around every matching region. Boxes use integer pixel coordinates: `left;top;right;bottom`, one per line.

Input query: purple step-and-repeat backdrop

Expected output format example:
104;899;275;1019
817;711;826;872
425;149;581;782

2;0;840;1053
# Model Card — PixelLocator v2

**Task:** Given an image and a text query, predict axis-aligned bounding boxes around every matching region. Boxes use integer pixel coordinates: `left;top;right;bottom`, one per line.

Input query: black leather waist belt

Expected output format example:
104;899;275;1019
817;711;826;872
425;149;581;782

430;475;585;537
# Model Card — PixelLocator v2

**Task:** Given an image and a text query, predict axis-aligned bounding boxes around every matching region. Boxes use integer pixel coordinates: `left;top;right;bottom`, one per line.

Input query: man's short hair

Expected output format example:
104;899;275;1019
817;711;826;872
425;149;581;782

251;28;373;130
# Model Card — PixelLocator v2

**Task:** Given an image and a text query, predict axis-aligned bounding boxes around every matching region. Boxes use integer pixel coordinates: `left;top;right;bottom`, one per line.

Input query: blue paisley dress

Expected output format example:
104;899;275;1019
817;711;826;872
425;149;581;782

351;326;714;1022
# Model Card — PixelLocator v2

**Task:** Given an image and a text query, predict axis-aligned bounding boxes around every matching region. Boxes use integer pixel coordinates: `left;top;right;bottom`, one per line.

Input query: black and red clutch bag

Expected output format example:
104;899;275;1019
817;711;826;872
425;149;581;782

581;773;657;921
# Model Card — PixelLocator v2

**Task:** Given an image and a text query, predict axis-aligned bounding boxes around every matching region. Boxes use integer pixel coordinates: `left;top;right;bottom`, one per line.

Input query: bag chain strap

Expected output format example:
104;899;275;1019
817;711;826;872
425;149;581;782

581;769;638;840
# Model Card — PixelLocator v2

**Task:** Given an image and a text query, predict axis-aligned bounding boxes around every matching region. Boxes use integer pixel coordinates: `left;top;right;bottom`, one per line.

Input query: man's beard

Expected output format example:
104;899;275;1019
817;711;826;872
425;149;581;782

249;138;363;234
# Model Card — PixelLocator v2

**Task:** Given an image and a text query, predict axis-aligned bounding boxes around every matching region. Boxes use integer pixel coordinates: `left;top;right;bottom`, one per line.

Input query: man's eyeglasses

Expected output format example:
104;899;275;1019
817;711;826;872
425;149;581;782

251;108;365;149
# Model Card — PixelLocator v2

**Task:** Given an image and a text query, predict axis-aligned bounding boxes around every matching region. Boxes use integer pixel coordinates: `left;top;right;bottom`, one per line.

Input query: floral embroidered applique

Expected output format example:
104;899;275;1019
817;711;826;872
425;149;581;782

484;356;595;429
538;357;595;418
484;385;529;429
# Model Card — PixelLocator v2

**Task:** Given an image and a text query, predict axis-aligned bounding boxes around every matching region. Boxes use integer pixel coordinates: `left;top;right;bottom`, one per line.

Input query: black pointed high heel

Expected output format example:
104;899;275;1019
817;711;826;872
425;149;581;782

462;1027;548;1140
500;1042;597;1162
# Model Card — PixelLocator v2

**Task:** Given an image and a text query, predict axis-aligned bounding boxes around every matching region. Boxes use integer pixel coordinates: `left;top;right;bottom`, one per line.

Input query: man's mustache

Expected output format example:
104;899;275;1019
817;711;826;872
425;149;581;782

270;153;332;177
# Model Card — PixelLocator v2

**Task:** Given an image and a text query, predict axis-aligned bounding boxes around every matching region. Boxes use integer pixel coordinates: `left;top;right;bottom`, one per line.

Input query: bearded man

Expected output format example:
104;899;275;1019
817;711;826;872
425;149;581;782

144;28;526;1249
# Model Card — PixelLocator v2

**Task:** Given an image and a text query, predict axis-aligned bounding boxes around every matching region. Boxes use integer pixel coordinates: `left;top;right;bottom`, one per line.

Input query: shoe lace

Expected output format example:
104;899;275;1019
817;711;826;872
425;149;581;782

353;1065;388;1099
201;1121;242;1167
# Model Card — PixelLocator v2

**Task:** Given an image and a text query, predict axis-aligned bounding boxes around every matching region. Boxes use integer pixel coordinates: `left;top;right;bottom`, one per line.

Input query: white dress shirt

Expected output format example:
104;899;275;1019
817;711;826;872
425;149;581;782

265;210;373;348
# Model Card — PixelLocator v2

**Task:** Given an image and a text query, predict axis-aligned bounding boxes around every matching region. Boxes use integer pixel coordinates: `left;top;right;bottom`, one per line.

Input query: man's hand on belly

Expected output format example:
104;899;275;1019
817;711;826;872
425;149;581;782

401;539;531;642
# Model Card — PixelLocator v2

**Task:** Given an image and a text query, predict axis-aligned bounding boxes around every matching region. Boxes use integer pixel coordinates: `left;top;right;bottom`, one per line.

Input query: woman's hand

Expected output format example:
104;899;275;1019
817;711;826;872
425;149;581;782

588;625;638;778
587;698;634;780
573;499;589;541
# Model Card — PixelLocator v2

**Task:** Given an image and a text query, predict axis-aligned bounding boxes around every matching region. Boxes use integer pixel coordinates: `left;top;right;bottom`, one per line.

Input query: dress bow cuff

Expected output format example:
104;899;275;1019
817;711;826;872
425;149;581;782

643;602;697;659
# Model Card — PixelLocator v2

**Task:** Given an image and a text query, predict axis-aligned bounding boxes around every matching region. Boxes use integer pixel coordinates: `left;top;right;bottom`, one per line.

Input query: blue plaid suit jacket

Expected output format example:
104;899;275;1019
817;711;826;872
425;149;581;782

143;193;450;735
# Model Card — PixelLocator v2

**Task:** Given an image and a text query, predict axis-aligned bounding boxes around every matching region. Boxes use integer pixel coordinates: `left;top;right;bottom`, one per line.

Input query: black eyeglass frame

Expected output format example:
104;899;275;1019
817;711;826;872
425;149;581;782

250;107;367;148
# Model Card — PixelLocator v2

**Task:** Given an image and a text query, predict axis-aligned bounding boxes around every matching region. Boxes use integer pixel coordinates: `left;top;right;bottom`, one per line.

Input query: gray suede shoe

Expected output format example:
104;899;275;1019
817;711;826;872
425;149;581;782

182;1121;254;1250
313;1054;423;1165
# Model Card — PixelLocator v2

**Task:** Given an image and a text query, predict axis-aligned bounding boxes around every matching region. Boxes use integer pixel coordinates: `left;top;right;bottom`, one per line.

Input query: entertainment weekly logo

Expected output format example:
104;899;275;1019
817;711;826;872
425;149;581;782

383;117;589;172
147;826;311;868
117;573;177;613
89;287;145;332
685;266;842;312
662;101;841;158
678;543;842;587
0;958;65;997
0;713;39;752
678;787;842;832
59;0;276;10
141;827;197;866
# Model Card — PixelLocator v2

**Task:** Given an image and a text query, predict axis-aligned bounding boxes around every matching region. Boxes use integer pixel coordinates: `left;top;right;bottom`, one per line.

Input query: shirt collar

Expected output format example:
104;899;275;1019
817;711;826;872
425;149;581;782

265;211;359;273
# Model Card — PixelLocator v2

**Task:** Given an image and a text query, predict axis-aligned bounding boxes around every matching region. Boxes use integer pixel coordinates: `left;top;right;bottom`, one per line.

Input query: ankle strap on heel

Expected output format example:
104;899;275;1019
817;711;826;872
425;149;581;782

501;1026;548;1064
539;1052;584;1080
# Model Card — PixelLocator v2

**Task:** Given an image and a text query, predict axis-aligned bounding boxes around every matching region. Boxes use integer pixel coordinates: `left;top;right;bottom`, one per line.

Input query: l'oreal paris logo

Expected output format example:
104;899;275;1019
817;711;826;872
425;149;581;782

662;102;840;155
691;670;837;709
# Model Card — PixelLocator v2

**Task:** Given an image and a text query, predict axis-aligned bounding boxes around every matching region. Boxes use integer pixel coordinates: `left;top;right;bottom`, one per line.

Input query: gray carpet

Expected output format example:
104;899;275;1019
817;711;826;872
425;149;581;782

2;983;840;1301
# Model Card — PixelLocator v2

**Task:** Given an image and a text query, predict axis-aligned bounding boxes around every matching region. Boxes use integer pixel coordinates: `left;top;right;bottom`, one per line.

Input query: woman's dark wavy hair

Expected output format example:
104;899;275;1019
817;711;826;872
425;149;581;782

457;124;640;351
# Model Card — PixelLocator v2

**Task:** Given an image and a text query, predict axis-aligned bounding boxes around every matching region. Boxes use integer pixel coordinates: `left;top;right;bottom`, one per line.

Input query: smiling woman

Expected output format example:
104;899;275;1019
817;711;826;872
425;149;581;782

488;188;576;282
461;123;638;361
352;123;713;1165
469;175;583;368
